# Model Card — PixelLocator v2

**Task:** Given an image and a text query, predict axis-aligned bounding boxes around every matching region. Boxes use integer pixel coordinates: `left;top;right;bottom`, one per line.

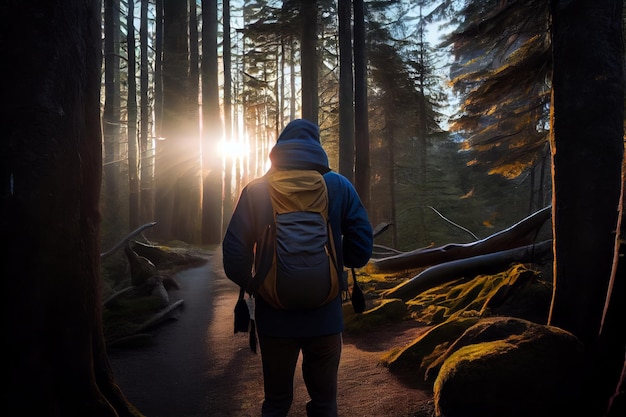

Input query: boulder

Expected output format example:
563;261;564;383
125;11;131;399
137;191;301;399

432;317;584;417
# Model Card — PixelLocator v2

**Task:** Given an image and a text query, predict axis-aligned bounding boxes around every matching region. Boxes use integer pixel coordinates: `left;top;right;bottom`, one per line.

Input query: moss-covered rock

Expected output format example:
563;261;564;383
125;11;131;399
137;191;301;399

432;317;584;417
406;264;551;325
380;316;480;387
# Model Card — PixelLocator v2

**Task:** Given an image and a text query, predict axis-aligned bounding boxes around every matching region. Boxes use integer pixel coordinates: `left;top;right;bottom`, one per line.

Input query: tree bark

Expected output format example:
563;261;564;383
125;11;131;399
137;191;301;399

338;0;355;182
223;0;234;231
300;0;318;124
103;0;123;248
127;0;140;230
353;0;370;210
3;1;139;415
140;0;155;225
549;1;625;415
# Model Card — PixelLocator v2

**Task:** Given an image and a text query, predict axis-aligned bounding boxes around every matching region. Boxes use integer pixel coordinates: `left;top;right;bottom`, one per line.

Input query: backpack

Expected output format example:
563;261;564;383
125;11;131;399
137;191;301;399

256;169;341;310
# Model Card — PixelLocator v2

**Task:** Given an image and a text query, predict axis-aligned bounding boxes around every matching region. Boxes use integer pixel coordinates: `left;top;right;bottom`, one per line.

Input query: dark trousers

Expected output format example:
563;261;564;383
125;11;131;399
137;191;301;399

257;333;342;417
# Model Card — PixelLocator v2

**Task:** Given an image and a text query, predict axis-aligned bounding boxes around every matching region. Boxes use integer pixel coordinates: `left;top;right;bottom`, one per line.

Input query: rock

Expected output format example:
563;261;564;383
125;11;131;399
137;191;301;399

432;317;584;417
382;316;480;387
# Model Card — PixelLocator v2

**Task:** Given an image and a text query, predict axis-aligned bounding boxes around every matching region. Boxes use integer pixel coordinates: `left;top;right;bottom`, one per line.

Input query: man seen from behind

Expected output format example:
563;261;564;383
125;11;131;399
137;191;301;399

222;118;373;417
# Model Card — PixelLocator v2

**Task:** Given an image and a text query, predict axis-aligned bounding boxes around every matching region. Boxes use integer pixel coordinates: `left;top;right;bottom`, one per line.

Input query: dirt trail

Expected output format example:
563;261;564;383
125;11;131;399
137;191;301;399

108;249;434;417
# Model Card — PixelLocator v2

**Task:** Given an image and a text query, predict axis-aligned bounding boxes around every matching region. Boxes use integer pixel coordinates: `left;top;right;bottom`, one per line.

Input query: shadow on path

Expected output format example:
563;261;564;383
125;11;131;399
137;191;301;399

108;251;263;417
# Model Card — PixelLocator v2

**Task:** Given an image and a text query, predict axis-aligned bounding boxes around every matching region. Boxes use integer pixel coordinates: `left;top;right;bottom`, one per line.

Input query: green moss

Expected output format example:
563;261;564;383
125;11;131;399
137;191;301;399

380;317;480;388
344;298;409;335
404;264;549;325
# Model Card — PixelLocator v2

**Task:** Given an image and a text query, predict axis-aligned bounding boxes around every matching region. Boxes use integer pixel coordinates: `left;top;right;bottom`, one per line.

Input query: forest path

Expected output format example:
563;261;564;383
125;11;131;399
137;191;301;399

108;249;434;417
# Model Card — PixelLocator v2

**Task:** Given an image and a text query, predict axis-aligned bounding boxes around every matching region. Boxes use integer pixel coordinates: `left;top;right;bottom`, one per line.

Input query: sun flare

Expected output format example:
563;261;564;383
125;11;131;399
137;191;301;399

218;138;249;161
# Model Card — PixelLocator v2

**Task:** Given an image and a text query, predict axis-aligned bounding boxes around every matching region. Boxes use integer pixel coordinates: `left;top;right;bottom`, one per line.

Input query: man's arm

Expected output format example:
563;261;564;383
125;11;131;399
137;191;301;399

341;183;373;268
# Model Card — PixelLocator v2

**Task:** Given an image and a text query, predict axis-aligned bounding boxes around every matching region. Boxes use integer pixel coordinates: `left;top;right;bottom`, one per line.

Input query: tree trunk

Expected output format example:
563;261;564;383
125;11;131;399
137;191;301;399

338;0;355;182
3;1;139;415
155;0;184;240
155;0;202;243
548;0;625;415
387;124;398;248
290;35;297;120
127;0;140;230
353;0;370;210
416;21;429;245
603;179;626;417
223;0;234;231
201;0;225;244
154;0;164;138
189;0;199;106
103;0;123;247
300;0;318;124
140;0;154;225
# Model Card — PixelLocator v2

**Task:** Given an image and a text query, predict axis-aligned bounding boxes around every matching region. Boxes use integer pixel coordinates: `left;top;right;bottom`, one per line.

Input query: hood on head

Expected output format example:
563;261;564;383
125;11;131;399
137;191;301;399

276;118;320;143
270;119;329;173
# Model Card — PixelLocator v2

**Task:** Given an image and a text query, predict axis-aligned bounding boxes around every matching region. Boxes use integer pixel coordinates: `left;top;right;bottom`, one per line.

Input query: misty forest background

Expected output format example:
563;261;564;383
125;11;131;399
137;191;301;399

100;0;552;256
2;0;624;416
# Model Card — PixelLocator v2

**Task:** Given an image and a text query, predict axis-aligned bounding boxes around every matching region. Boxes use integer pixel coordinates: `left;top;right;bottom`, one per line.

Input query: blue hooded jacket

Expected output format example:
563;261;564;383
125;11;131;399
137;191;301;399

222;119;373;337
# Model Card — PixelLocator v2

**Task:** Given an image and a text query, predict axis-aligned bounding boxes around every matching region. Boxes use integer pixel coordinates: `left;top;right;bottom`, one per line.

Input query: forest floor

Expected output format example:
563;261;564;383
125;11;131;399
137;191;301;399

108;247;436;417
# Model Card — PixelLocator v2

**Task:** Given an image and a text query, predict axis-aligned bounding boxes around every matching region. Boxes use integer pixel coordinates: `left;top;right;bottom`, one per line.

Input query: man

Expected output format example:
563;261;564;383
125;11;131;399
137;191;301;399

222;118;373;417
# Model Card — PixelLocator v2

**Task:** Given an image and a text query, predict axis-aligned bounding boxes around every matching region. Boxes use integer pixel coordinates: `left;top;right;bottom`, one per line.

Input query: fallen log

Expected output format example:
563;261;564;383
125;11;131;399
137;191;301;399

102;287;135;308
381;240;553;301
371;206;551;272
100;222;156;258
106;300;186;348
372;244;403;258
136;299;185;332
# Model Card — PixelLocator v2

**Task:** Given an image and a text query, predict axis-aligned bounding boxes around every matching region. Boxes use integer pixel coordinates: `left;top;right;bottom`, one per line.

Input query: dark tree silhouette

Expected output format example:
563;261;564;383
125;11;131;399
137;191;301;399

140;0;154;225
548;1;625;415
300;0;319;124
103;0;123;247
353;0;371;210
338;0;355;182
2;1;140;415
127;0;140;230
